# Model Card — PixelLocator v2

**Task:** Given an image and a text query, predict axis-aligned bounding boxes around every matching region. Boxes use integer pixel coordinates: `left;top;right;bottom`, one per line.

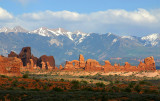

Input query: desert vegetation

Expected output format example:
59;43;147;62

0;71;159;101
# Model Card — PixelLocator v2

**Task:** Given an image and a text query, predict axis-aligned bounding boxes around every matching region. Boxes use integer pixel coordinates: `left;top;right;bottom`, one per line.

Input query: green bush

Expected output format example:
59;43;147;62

124;87;131;92
134;84;141;93
60;79;64;82
109;81;113;86
52;87;64;92
129;81;136;88
115;80;120;84
71;80;80;85
111;86;119;92
96;82;105;87
82;87;94;91
0;75;8;78
71;80;80;89
79;76;84;78
139;81;152;86
80;80;88;85
22;73;28;78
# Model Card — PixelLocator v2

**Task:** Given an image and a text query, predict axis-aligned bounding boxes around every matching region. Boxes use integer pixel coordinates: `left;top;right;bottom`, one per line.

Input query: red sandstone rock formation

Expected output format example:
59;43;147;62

124;62;131;68
0;55;22;76
46;62;52;70
7;47;56;71
8;51;19;58
38;55;55;70
19;47;32;66
63;54;156;72
59;65;63;70
41;61;46;70
138;56;156;71
63;61;75;70
104;60;114;72
144;56;156;71
71;60;79;69
85;59;102;71
79;54;85;68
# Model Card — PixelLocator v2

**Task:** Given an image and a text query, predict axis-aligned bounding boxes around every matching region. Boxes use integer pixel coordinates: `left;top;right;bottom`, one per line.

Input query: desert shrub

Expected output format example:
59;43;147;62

134;84;141;93
25;71;29;74
71;80;80;85
129;81;136;88
143;87;158;94
71;80;80;89
8;78;13;81
109;86;119;92
21;86;25;90
22;73;28;78
30;88;40;91
0;75;8;78
60;79;64;82
80;80;88;85
96;82;105;88
12;80;18;87
82;87;94;91
139;81;152;86
52;87;64;92
79;76;84;78
109;81;113;86
115;80;120;84
123;87;131;92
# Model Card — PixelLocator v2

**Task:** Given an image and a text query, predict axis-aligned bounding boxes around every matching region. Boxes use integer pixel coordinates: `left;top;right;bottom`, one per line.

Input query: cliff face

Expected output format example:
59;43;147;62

64;55;156;72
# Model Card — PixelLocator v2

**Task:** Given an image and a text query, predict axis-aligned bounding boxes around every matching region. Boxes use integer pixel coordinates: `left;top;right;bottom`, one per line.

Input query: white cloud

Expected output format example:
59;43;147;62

0;7;160;36
0;7;13;20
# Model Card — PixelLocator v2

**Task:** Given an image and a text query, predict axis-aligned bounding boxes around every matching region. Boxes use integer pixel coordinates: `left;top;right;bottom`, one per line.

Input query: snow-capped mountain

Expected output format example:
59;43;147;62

12;26;28;33
141;33;160;46
0;26;160;64
30;27;90;44
0;26;28;33
0;27;12;33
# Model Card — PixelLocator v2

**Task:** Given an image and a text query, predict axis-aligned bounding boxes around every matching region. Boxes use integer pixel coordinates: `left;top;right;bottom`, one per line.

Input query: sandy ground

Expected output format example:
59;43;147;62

48;70;160;78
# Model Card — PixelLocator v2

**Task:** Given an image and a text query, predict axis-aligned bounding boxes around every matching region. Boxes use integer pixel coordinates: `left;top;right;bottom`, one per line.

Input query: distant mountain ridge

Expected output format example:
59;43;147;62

0;26;160;65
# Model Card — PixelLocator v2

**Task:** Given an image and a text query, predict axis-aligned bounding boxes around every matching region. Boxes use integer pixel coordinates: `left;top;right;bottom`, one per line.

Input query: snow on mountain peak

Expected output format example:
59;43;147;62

141;33;159;41
121;36;135;40
0;26;28;33
107;32;112;36
30;27;89;43
12;26;28;33
31;27;50;36
0;27;12;33
141;33;160;46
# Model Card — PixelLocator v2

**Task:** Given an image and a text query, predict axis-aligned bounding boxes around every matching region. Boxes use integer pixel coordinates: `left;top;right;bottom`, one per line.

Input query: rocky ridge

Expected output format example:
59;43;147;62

63;54;156;72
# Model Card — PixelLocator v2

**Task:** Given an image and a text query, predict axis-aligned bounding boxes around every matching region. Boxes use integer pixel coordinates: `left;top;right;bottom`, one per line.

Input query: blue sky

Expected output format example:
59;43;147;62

1;0;160;14
0;0;160;36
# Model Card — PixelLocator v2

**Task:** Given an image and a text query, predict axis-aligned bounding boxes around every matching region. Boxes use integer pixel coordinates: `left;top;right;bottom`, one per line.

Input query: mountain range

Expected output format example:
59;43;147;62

0;26;160;65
